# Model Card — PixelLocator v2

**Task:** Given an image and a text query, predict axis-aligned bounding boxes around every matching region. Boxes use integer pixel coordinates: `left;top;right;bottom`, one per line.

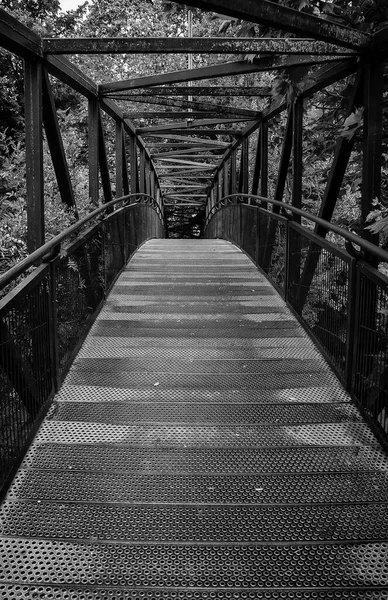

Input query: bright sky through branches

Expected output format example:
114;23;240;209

59;0;87;10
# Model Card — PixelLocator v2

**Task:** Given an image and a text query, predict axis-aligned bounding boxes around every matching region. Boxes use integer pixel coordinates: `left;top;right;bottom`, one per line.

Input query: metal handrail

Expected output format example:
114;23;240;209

0;193;163;292
206;193;388;264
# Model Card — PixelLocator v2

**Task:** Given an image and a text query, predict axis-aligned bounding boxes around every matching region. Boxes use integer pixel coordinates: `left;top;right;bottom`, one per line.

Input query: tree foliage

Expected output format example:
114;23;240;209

1;0;388;270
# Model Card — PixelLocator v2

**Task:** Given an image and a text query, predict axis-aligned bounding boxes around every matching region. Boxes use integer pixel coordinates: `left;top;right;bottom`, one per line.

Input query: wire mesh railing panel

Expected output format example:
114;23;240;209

0;197;164;496
204;198;388;446
287;225;352;383
353;264;388;435
255;210;287;295
0;266;53;489
241;204;258;263
266;220;287;294
104;210;126;292
126;204;139;258
55;227;104;377
230;203;241;246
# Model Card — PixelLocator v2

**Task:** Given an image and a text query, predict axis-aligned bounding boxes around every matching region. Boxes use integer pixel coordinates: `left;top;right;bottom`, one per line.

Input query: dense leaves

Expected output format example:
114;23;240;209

1;0;388;268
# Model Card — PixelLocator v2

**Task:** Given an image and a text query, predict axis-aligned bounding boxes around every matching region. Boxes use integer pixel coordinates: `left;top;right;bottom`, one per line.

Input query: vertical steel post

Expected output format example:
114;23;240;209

287;97;304;305
345;257;357;392
218;169;223;202
48;258;60;392
115;120;124;198
242;136;249;195
88;98;99;205
25;58;44;252
122;132;130;196
139;147;145;194
223;161;229;198
98;108;113;205
353;59;384;402
292;97;303;222
230;149;236;195
251;127;261;196
129;133;138;194
362;59;383;251
260;120;268;208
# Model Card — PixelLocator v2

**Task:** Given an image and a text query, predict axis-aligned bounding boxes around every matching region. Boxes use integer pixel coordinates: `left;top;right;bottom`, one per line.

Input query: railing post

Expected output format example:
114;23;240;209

286;221;301;306
345;257;357;392
25;58;44;252
285;219;291;303
47;257;60;392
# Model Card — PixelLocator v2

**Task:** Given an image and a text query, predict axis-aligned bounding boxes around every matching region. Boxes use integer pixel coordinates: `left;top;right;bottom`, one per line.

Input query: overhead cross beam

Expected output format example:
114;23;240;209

43;37;357;55
143;134;229;147
115;86;271;97
142;129;241;137
109;95;260;118
169;0;370;50
156;157;220;167
124;111;250;119
138;118;246;132
99;55;343;94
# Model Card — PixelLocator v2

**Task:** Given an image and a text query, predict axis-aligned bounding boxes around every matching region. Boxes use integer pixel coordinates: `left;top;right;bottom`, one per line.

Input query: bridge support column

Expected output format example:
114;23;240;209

362;59;383;251
88;98;99;205
25;59;44;252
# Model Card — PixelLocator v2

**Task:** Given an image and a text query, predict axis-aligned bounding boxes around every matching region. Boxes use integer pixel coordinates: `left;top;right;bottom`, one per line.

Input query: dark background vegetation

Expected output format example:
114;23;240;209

1;0;388;268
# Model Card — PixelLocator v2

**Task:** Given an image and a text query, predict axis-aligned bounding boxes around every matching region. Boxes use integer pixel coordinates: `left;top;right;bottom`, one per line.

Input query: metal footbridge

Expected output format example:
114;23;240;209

2;2;388;598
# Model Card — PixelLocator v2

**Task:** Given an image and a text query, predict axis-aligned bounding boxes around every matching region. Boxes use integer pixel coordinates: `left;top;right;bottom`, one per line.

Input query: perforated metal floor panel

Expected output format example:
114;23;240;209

2;239;388;599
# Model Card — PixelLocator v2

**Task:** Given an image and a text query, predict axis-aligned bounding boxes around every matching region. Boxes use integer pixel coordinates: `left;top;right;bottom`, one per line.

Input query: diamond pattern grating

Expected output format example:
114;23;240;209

2;239;388;599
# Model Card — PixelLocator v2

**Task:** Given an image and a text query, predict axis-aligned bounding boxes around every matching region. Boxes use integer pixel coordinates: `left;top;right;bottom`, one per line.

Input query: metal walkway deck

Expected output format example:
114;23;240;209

1;239;388;599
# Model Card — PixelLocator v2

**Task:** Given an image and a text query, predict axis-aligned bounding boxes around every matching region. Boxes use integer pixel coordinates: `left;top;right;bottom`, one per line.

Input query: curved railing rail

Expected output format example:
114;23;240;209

205;194;388;448
0;194;165;494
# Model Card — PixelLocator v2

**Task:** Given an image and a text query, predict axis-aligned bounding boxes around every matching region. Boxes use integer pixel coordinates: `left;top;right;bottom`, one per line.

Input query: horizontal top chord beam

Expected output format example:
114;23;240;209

107;86;270;97
0;7;42;58
137;118;248;131
143;129;240;137
123;112;252;120
169;0;370;50
42;36;358;55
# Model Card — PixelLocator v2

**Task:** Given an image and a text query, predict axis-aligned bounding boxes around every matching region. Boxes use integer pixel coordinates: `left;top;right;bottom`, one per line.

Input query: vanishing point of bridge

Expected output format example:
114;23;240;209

2;1;388;598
